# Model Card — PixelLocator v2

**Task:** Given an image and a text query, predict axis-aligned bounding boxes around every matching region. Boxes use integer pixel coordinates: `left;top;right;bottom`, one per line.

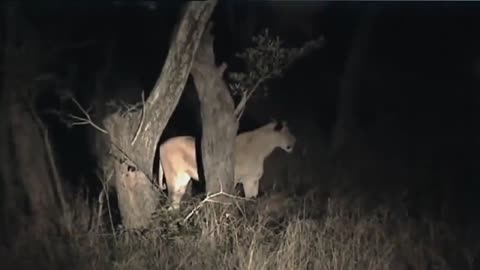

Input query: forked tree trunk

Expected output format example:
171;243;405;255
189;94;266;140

191;22;238;198
100;0;219;229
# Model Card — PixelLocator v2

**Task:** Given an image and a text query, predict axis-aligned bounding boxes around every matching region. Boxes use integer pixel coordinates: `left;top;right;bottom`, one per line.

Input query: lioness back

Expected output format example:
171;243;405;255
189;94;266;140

160;136;199;181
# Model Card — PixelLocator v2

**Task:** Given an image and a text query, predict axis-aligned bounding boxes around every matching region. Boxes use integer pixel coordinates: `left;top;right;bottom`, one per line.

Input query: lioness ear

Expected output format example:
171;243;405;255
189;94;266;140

273;120;283;131
269;117;277;128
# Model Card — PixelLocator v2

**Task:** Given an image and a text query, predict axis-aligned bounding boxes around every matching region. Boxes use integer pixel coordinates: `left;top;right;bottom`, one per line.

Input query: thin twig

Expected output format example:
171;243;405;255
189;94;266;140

96;170;117;243
234;76;267;121
183;191;252;223
97;189;105;231
26;94;68;213
56;96;155;191
131;90;145;146
68;97;109;134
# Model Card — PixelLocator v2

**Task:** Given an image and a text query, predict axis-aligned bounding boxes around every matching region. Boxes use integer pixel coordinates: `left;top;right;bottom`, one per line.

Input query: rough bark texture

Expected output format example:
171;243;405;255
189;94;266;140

102;0;218;229
331;6;378;155
2;3;60;231
191;22;238;198
9;92;59;222
0;3;13;238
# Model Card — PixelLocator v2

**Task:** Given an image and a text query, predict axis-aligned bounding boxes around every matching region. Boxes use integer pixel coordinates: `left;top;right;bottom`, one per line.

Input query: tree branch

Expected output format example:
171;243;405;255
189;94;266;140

26;95;68;214
57;95;109;134
111;0;219;179
130;90;145;146
234;75;267;121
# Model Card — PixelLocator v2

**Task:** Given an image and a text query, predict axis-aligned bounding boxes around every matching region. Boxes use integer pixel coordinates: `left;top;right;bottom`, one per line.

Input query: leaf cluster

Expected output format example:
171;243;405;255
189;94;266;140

228;28;321;100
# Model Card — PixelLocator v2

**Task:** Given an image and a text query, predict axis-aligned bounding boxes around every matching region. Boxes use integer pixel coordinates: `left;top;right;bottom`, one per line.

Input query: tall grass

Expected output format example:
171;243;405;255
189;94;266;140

2;118;477;270
2;184;477;270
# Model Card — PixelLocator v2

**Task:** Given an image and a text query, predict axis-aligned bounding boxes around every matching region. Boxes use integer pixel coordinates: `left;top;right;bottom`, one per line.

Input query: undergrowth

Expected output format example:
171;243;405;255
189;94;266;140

2;187;478;270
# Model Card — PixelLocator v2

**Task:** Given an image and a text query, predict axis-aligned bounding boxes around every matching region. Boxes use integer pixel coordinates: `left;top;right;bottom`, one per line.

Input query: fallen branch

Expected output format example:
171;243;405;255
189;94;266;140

183;191;253;223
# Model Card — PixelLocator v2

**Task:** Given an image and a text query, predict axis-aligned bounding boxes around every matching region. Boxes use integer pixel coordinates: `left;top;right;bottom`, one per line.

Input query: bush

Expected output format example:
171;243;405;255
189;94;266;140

2;184;477;270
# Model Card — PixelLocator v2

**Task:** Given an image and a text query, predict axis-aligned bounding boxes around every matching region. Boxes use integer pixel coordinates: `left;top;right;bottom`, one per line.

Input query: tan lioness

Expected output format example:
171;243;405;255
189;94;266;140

158;120;296;210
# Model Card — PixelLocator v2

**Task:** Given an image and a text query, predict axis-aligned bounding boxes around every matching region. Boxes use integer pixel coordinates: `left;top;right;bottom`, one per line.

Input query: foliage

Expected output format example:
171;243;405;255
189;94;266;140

227;28;324;120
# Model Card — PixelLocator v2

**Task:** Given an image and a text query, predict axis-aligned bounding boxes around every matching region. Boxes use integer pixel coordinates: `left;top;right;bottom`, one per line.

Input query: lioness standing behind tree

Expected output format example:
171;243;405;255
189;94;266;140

159;120;296;210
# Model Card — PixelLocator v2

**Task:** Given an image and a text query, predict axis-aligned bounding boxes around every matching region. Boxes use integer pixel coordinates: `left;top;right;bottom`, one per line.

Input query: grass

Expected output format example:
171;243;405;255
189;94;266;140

1;123;477;270
2;184;478;270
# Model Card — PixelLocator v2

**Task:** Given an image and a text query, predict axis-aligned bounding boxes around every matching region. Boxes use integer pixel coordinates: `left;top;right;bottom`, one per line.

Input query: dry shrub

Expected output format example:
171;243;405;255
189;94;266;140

2;184;478;270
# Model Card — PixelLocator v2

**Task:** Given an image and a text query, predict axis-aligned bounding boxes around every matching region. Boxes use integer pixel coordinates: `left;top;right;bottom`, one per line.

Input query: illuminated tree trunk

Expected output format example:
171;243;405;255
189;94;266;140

98;0;219;229
191;22;237;199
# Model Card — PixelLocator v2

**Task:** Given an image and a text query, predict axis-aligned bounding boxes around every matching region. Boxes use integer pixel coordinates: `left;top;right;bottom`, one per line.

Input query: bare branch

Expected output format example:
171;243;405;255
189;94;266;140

130;90;145;146
26;96;68;214
183;190;252;223
61;95;109;134
95;170;116;242
234;76;267;121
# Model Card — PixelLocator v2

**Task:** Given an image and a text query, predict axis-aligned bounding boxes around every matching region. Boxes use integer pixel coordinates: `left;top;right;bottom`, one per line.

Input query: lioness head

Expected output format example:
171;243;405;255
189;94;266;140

272;120;296;153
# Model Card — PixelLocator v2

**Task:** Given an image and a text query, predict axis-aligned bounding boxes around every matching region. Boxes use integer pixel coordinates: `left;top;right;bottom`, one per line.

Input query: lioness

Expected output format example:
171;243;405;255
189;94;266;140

158;120;296;210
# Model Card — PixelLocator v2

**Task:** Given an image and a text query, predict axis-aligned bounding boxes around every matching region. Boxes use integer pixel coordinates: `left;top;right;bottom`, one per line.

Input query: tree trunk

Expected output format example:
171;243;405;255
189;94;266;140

9;91;59;226
101;0;219;229
191;22;238;200
0;16;16;241
2;3;61;232
331;6;378;155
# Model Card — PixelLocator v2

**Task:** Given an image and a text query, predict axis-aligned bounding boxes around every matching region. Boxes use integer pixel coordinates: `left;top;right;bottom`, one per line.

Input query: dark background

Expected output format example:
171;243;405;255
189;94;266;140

7;1;479;228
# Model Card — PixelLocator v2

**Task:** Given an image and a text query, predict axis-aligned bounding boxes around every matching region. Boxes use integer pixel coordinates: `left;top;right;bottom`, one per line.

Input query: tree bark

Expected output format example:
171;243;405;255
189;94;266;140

331;6;378;155
101;0;219;229
0;5;16;239
2;3;61;232
191;22;238;199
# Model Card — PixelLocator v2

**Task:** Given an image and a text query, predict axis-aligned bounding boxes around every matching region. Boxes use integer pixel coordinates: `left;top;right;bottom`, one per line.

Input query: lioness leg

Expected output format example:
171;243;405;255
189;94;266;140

168;172;191;210
243;178;260;198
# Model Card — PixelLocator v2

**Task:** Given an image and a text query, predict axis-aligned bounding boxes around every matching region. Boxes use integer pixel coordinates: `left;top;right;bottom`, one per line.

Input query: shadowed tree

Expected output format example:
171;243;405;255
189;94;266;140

331;5;378;156
1;3;67;234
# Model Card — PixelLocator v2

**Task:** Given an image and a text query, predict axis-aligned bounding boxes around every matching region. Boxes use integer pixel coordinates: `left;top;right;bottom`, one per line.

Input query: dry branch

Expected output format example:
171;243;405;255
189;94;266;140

183;191;253;223
27;95;68;214
59;94;109;134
